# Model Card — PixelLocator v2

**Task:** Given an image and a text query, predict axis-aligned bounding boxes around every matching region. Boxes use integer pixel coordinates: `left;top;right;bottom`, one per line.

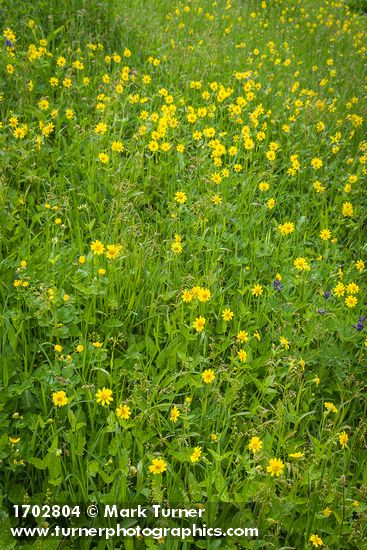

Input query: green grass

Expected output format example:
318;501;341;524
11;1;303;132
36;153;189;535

0;0;367;548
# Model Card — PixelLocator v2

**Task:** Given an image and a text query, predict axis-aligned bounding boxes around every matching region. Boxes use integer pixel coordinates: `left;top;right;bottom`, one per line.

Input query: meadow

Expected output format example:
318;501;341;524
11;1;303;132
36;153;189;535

0;0;366;548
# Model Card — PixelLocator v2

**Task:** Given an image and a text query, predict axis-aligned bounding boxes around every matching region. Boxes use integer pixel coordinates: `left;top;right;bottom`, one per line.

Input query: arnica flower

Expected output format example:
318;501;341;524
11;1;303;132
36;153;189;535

170;406;180;423
171;241;183;253
293;257;310;271
202;369;215;384
342;201;353;217
193;316;206;332
251;284;263;297
324;402;338;413
319;229;331;241
322;507;332;518
278;222;295;235
52;390;69;407
91;240;105;255
9;436;20;445
309;534;323;547
116;404;131;420
182;289;193;303
339;430;348;449
237;330;249;342
280;336;290;350
197;287;211;302
95;388;113;406
288;452;304;459
190;447;202;463
333;282;345;297
266;458;284;477
345;295;358;308
105;244;122;259
222;308;234;321
98;152;109;164
175;191;187;204
346;282;359;295
355;259;365;272
237;349;247;362
248;436;262;453
149;458;167;474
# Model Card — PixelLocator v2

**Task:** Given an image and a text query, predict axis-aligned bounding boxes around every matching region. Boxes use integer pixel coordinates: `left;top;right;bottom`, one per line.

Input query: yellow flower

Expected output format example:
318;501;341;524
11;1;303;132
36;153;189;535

248;436;262;453
333;282;345;297
182;289;193;303
202;369;215;384
237;349;247;362
116;404;131;420
93;341;103;348
278;222;295;235
251;284;263;297
9;436;20;445
324;402;338;413
346;282;359;295
280;336;290;350
111;141;124;153
222;308;234;321
54;344;63;353
259;181;270;191
266;458;284;477
95;387;113;406
293;257;310;270
339;430;348;449
52;390;69;407
95;122;108;135
355;259;365;272
98;152;109;164
105;244;122;259
212;194;222;205
170;406;180;423
76;345;84;353
149;458;167;474
98;268;106;276
190;447;202;463
309;534;323;547
175;191;187;204
171;241;183;253
237;330;249;342
91;240;105;255
193;316;206;332
342;201;353;217
322;507;332;517
197;288;211;302
311;157;323;169
345;295;357;308
288;452;304;459
266;198;276;209
319;229;331;241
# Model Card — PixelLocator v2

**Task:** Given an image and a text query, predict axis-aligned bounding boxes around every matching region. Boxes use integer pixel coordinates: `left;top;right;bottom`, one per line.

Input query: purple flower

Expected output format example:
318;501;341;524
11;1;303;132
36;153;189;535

323;290;330;299
353;316;365;331
273;279;283;292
